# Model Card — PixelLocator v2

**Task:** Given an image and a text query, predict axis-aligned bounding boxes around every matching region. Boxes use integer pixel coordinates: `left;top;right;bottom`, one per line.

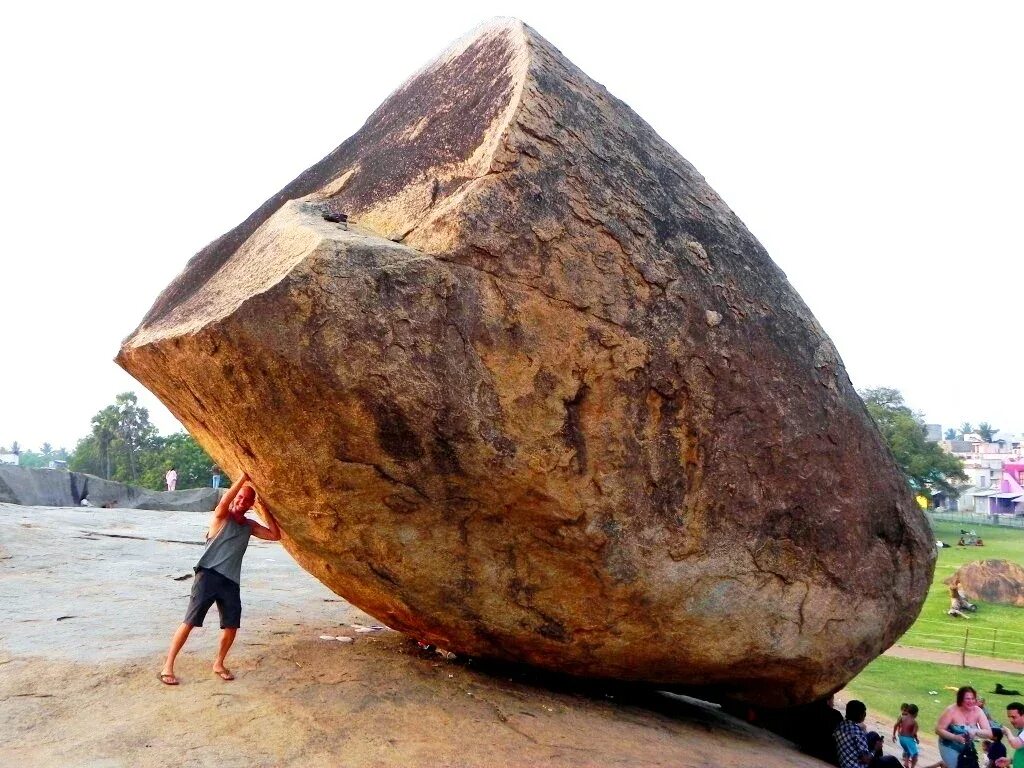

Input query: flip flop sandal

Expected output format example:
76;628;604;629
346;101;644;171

159;673;179;686
213;669;235;681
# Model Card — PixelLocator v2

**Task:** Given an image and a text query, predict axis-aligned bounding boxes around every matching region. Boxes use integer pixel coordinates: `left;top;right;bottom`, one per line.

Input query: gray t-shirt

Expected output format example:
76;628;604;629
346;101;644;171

195;517;252;584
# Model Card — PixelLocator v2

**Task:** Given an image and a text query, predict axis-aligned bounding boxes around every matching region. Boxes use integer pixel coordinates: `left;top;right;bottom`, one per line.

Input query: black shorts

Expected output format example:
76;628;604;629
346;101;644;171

183;568;242;629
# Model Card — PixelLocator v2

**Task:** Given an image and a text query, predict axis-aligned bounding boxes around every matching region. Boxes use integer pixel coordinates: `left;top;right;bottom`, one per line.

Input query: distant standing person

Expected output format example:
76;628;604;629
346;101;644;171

165;466;177;492
979;697;998;728
211;466;222;489
935;685;992;768
158;472;281;685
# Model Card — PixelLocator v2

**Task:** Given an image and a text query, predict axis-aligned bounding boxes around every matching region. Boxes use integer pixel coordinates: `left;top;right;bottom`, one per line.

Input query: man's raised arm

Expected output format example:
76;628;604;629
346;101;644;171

249;495;282;541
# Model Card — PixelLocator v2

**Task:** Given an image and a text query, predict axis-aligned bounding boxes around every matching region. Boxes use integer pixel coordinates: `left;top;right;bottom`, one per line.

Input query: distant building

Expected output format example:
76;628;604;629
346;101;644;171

938;434;1024;513
925;424;942;442
964;459;1004;489
941;440;974;454
941;437;1022;460
959;460;1024;514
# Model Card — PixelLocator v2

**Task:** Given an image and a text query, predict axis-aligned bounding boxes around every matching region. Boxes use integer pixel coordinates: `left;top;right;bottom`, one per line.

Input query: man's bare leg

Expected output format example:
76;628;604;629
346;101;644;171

160;622;195;684
213;628;237;680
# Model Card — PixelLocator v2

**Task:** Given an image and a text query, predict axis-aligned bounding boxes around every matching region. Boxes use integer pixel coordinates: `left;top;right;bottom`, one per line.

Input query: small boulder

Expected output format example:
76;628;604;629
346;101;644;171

947;560;1024;607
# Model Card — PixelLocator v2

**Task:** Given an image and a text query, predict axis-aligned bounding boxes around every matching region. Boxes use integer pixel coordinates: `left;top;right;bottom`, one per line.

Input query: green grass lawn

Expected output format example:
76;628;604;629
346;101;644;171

844;655;1024;737
840;518;1024;738
897;519;1024;660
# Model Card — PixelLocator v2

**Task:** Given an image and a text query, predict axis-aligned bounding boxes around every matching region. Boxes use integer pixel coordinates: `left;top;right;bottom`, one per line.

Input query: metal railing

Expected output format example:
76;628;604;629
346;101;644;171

899;617;1024;664
891;512;1024;668
927;511;1024;529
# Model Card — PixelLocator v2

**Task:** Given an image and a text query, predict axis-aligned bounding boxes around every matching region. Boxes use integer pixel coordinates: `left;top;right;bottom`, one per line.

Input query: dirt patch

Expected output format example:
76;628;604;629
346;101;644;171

1;631;832;768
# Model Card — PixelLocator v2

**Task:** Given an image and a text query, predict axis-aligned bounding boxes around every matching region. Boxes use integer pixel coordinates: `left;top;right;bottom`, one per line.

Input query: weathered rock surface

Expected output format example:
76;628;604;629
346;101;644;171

948;560;1024;607
0;465;222;512
117;18;935;705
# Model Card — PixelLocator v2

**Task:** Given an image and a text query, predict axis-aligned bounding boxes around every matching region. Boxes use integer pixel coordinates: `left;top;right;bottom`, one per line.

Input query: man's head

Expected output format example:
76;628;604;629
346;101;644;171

845;700;867;723
229;485;256;520
957;686;978;707
1006;703;1024;730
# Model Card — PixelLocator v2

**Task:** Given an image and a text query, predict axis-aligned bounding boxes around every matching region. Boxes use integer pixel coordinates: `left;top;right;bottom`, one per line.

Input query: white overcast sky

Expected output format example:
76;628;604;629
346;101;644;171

1;1;1021;451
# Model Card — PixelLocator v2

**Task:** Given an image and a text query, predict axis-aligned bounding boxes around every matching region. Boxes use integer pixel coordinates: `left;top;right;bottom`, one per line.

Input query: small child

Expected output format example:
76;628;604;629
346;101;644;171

987;727;1007;768
891;703;908;743
892;703;920;768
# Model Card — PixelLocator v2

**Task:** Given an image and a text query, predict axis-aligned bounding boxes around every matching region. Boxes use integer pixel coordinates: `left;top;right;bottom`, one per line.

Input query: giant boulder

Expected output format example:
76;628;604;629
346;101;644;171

117;18;935;705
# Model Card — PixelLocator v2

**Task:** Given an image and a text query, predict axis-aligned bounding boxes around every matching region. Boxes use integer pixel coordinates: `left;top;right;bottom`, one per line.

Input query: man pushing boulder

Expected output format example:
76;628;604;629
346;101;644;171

159;471;281;685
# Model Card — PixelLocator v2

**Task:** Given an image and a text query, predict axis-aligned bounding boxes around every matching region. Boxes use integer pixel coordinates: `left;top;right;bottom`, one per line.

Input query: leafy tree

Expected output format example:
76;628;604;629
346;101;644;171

11;441;20;455
69;435;103;477
944;428;958;440
140;432;217;490
70;393;217;491
81;393;158;482
91;405;119;479
860;387;967;498
17;442;66;469
112;392;157;482
977;422;999;443
18;450;47;469
960;422;974;438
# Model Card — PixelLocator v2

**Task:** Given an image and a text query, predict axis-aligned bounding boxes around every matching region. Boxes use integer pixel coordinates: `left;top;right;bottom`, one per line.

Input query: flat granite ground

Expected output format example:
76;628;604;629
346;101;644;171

0;502;837;767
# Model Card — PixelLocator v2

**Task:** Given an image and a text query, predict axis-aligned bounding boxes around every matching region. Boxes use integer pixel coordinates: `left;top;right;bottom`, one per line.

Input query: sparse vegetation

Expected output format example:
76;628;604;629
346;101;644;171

64;392;218;490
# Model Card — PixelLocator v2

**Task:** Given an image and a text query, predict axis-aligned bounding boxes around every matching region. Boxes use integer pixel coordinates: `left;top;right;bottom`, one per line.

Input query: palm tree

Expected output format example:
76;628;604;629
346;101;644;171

113;392;155;483
91;406;119;479
959;422;974;438
977;422;999;443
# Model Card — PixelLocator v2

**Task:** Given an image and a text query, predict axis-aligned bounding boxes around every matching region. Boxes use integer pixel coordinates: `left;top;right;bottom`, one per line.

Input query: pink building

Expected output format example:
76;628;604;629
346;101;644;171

973;461;1024;514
